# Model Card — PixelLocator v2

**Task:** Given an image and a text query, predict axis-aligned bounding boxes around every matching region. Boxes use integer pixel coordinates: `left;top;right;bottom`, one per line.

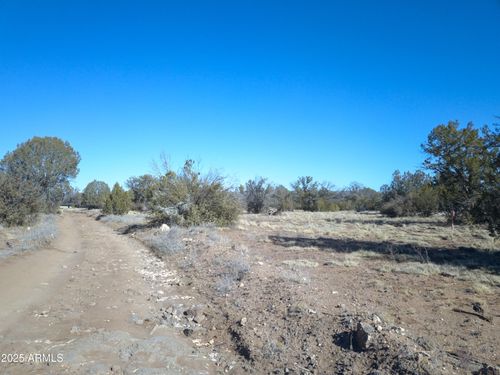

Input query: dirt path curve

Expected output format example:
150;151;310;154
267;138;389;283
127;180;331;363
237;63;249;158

0;212;214;375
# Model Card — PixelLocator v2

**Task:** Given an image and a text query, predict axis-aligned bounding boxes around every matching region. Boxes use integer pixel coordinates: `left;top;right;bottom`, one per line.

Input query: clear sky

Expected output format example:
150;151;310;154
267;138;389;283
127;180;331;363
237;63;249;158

1;1;499;191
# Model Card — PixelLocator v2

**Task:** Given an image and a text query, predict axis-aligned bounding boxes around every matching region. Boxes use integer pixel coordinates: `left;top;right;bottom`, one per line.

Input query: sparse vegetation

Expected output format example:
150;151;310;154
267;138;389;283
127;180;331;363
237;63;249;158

0;214;57;257
143;226;186;256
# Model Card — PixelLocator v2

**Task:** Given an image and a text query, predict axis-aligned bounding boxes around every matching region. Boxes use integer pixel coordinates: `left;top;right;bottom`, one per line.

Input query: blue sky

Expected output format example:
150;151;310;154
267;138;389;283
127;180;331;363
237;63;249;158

1;1;499;191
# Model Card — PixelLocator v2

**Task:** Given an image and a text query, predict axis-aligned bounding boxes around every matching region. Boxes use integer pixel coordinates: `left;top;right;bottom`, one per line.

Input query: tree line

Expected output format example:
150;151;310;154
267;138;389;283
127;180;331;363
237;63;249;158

0;120;498;235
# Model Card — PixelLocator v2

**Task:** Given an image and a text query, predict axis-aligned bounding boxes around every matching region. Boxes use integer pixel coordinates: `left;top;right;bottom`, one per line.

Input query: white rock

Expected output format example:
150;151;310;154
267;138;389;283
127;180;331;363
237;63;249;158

160;224;170;232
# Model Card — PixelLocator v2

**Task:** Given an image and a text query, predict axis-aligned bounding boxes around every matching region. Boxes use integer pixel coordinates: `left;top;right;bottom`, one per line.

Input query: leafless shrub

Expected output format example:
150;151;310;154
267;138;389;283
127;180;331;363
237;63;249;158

144;226;186;256
1;215;58;258
214;274;234;295
99;213;147;226
18;214;57;251
280;268;310;284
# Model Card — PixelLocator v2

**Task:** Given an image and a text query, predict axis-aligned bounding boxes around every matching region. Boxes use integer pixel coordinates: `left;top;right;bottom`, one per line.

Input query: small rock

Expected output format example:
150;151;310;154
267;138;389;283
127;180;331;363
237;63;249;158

472;365;499;375
287;304;306;317
160;224;170;232
354;321;375;351
193;314;205;324
472;302;484;314
183;328;193;337
240;317;247;326
183;309;195;321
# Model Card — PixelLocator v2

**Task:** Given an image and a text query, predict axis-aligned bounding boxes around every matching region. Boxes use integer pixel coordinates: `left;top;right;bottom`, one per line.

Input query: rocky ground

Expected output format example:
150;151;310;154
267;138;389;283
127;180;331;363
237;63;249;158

1;209;498;374
116;211;499;374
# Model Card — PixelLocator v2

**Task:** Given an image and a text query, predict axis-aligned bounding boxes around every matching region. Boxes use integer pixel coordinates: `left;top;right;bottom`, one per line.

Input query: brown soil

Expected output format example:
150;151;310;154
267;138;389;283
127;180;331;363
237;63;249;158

0;211;214;374
1;210;498;374
127;211;499;375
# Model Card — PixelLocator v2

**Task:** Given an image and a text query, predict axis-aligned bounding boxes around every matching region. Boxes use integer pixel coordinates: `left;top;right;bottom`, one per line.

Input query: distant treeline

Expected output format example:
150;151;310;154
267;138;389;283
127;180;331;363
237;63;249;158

1;121;498;235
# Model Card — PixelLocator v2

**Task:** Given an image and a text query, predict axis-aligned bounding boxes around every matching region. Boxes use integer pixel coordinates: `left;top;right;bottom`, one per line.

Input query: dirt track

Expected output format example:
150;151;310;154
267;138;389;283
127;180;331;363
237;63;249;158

0;212;213;374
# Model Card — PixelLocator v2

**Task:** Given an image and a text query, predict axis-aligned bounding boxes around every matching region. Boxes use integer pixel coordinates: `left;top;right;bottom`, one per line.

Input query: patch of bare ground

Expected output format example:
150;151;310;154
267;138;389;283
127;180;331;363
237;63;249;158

111;211;499;374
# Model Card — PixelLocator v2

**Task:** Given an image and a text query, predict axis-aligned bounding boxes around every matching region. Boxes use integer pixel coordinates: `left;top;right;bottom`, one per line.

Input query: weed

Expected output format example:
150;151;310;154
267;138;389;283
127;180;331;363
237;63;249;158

144;226;186;256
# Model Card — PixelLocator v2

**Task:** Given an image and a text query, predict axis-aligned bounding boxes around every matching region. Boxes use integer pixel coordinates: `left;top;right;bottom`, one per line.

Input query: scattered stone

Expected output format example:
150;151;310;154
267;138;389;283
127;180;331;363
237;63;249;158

473;365;499;375
240;317;247;326
160;224;170;232
183;328;193;337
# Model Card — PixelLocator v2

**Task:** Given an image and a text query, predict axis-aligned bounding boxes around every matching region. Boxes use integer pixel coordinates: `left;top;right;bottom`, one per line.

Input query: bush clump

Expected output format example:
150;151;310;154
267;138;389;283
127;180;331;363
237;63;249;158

243;177;272;213
380;170;439;217
0;174;41;226
292;176;319;211
103;183;131;215
150;160;241;226
82;180;110;209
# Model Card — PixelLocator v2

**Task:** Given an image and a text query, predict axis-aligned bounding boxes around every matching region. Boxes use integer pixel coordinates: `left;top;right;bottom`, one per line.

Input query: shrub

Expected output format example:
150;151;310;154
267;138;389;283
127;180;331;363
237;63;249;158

144;227;186;256
82;180;110;209
0;173;42;226
150;160;241;226
103;183;131;215
244;177;272;213
270;185;294;212
380;170;438;217
126;174;158;211
380;198;405;218
17;214;57;252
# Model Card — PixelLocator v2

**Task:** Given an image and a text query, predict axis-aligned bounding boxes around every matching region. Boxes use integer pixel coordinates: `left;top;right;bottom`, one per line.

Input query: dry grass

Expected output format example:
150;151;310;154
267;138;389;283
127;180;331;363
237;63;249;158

237;211;497;251
99;213;148;226
239;211;499;294
0;214;58;258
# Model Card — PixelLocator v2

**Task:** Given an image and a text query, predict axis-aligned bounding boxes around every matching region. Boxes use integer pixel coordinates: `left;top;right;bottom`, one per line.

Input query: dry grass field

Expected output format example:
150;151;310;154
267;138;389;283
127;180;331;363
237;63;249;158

98;210;499;374
0;215;58;259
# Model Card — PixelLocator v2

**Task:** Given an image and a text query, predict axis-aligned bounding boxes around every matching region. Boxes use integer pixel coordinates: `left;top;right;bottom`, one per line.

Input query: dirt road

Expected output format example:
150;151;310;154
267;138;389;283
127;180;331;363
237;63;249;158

0;212;213;375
